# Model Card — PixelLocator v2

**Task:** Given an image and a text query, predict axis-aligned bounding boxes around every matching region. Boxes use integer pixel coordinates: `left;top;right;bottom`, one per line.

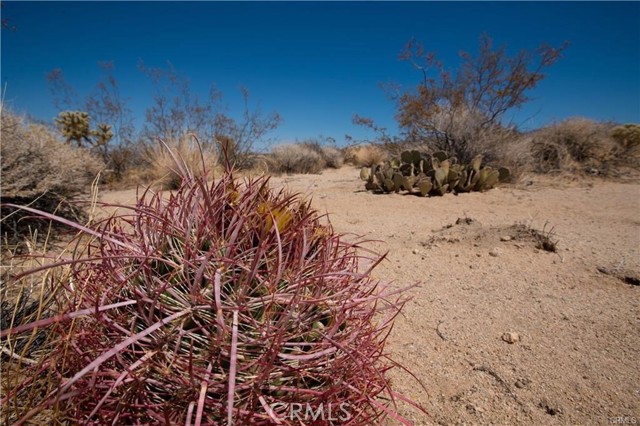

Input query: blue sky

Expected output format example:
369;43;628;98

2;1;639;148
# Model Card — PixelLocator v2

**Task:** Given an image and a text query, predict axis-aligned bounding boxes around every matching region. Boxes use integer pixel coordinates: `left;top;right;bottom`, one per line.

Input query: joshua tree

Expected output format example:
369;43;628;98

92;123;114;161
55;111;91;148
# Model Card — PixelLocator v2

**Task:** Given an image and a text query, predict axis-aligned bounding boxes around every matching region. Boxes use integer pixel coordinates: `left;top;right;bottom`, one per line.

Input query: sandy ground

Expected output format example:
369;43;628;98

101;167;640;425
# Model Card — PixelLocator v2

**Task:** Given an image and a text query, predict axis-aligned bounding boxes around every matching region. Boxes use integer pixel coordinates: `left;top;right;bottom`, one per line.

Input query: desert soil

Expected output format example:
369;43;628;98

101;167;640;426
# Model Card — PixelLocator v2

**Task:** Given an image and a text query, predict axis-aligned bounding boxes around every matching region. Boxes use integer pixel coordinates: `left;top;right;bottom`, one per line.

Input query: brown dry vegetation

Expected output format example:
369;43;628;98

1;113;103;199
343;144;389;167
528;118;622;175
484;118;640;182
1;112;103;246
136;136;219;189
267;142;344;175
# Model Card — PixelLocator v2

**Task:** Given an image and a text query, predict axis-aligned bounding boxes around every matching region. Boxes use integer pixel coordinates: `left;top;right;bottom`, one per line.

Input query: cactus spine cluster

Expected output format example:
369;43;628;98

360;150;510;196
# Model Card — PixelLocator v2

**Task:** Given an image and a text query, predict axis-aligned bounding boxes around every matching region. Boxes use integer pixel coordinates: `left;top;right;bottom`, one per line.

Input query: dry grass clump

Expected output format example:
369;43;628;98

267;141;345;175
1;151;423;424
268;143;326;174
344;144;389;167
1;111;103;245
510;221;559;253
487;119;640;181
496;133;537;181
320;146;344;168
299;141;344;169
529;118;618;175
140;136;218;189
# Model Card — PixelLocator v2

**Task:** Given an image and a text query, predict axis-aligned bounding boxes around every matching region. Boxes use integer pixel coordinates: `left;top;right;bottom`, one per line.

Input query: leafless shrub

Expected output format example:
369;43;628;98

1;111;103;245
269;143;326;174
139;63;281;169
1;112;103;199
344;144;389;167
299;140;344;169
390;34;567;163
320;146;344;168
493;133;536;180
610;124;640;166
530;118;617;175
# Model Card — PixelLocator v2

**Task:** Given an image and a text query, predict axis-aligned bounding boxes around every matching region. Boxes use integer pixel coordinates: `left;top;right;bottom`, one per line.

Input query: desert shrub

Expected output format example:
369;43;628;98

0;111;103;245
611;124;640;149
610;124;640;166
325;147;344;168
140;136;218;189
318;146;344;169
99;143;148;188
298;140;344;169
269;143;326;174
1;158;423;424
388;35;566;163
344;144;389;167
530;118;616;175
494;133;535;180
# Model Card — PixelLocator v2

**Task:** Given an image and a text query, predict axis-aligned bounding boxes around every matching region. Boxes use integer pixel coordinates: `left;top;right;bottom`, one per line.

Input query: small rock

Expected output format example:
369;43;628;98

515;379;530;389
539;398;562;416
624;275;640;286
500;235;512;242
489;249;500;257
456;217;475;225
412;248;419;255
502;332;520;344
465;404;481;414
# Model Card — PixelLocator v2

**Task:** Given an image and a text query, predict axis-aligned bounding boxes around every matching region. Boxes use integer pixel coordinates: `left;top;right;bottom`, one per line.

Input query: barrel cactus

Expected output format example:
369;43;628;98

2;143;423;425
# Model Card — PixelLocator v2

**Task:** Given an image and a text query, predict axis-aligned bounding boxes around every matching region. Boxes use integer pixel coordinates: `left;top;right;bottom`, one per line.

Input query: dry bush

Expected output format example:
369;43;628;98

391;105;506;166
494;136;529;180
396;35;566;164
611;124;640;150
344;144;389;167
422;105;490;163
140;136;218;189
529;118;617;175
299;141;344;169
268;143;326;174
319;146;344;168
101;143;149;189
1;111;103;245
610;124;640;166
1;112;103;199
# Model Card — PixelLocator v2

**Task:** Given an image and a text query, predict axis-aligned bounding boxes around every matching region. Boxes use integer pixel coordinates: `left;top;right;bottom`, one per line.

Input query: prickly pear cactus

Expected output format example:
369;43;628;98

360;167;371;182
361;149;510;197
